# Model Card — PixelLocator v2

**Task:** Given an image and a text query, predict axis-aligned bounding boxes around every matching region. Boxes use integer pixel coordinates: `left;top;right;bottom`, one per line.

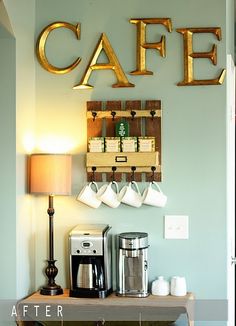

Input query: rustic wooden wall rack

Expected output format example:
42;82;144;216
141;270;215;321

86;100;162;182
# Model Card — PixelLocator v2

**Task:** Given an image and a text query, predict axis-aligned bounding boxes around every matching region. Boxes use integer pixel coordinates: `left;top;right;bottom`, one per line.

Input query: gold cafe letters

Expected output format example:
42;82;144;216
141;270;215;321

36;19;226;88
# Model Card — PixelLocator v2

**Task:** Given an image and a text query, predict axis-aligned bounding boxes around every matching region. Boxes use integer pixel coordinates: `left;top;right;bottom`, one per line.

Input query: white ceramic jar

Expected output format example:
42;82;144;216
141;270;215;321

151;276;170;296
170;276;187;296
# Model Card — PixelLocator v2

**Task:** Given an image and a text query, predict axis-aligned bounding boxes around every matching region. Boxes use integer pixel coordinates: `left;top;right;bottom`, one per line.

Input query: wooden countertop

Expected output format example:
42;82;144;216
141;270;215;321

17;290;194;326
20;289;193;306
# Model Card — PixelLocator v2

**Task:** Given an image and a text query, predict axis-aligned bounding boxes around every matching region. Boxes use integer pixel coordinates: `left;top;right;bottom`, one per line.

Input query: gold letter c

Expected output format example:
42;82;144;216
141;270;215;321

36;21;81;74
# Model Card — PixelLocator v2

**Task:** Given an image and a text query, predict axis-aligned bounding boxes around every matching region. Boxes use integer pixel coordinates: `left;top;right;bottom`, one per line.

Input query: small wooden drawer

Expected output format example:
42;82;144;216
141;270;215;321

86;152;160;173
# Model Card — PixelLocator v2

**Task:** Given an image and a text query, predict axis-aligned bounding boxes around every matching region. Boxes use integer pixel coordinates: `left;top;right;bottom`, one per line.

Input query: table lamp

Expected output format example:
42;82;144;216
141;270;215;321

30;153;72;295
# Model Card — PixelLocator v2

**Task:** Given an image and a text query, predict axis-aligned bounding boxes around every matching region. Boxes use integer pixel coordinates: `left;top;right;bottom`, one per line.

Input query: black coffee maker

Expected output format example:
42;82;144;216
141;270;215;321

69;224;112;298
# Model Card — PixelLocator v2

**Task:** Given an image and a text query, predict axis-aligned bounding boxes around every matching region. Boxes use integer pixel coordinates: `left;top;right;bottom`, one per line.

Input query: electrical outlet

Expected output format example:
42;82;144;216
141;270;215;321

164;215;189;239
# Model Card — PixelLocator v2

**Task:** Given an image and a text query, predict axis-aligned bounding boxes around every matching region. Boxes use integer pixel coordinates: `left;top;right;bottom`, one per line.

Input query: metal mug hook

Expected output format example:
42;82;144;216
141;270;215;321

111;166;117;182
131;166;136;182
150;110;156;120
131;110;136;120
151;166;156;182
92;111;97;121
92;166;96;182
111;111;116;121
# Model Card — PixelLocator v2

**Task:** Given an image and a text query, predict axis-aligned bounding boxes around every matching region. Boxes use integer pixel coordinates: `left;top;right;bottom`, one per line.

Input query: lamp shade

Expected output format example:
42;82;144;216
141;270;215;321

30;154;72;195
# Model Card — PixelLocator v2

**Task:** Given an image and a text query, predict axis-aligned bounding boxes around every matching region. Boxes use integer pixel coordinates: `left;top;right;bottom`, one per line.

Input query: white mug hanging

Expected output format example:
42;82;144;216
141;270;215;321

142;182;167;207
77;182;101;208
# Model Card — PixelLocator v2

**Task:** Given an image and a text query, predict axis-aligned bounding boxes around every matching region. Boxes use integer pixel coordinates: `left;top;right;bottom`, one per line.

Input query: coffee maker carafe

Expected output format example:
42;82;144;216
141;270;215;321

69;224;112;298
117;232;149;297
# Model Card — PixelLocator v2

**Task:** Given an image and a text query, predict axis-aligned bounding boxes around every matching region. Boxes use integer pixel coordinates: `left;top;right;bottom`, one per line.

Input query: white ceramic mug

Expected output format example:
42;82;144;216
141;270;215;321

76;182;101;208
171;276;187;296
142;182;167;207
96;181;120;208
118;181;142;208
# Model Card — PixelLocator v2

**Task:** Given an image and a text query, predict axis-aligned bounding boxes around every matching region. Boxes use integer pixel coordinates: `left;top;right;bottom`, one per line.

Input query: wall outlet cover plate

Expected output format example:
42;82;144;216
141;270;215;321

164;215;189;239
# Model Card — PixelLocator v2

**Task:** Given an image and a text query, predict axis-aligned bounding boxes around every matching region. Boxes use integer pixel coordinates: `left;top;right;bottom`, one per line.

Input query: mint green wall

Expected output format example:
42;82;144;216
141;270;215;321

0;24;16;299
0;0;36;300
0;0;233;324
34;0;230;308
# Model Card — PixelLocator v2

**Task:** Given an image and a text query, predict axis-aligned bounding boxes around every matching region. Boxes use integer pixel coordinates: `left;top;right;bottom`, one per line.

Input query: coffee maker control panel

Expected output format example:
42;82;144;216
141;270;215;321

70;236;103;256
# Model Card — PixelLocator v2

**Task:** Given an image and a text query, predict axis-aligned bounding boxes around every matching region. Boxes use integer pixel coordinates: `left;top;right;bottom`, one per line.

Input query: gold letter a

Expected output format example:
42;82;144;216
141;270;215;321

73;33;134;89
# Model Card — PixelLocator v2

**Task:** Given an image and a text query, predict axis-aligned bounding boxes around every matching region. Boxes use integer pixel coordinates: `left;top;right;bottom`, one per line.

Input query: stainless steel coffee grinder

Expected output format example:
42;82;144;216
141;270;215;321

117;232;149;297
69;224;112;298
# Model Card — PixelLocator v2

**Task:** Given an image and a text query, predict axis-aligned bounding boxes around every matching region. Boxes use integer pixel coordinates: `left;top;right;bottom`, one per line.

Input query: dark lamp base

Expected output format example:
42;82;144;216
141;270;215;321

40;285;63;296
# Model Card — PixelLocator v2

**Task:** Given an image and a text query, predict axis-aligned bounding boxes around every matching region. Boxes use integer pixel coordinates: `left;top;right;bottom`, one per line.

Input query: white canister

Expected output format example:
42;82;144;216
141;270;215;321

151;276;170;296
171;276;187;296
